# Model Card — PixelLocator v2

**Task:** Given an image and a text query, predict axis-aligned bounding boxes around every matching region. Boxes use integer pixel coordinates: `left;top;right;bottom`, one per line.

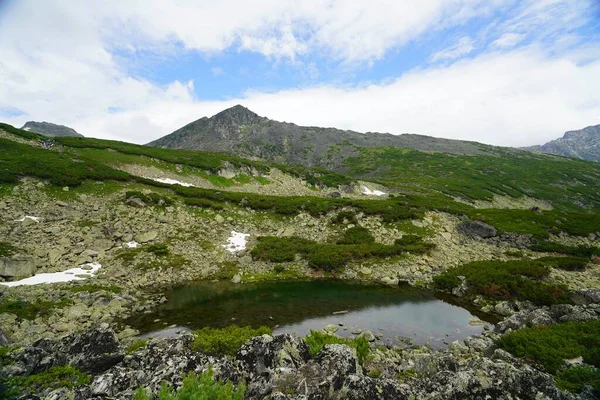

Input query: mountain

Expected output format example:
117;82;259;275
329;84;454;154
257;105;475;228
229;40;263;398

148;105;506;171
522;124;600;162
21;121;83;137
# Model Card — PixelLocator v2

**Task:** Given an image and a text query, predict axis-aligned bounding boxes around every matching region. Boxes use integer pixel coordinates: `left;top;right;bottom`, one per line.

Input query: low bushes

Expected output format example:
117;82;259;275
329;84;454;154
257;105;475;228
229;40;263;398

192;325;272;356
5;365;91;396
251;232;434;271
496;321;600;374
433;259;571;305
530;241;600;258
0;298;72;320
555;365;600;394
303;330;370;365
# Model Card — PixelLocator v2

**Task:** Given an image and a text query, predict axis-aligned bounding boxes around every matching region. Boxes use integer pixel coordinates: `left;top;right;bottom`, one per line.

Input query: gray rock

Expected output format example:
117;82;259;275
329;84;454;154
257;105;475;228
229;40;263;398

214;214;225;224
231;274;241;284
457;221;497;238
324;324;339;333
0;256;36;278
126;197;146;208
135;231;158;243
0;328;11;346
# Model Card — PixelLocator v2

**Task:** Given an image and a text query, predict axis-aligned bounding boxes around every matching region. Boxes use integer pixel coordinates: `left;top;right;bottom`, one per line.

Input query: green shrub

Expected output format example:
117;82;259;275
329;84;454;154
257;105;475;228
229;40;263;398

184;197;225;210
530;241;600;258
127;339;149;354
496;321;600;374
9;366;91;394
303;330;370;365
305;245;352;271
192;325;272;356
539;256;589;271
0;242;16;257
68;284;122;294
146;243;170;256
331;211;358;225
555;365;600;394
394;235;421;246
433;259;571;305
133;368;246;400
337;227;375;245
0;298;72;320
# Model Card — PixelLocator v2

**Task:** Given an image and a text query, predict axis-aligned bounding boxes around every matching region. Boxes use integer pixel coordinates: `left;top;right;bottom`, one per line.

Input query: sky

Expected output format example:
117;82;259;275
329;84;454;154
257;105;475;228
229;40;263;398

0;0;599;147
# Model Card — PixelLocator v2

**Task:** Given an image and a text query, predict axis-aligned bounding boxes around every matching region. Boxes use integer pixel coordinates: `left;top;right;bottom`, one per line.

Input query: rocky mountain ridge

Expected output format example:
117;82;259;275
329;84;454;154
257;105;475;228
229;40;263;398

148;105;504;171
522;125;600;162
21;121;83;137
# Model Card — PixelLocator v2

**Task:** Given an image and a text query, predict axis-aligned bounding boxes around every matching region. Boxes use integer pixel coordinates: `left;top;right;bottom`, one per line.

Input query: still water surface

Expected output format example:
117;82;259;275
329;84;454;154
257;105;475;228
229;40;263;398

129;280;489;349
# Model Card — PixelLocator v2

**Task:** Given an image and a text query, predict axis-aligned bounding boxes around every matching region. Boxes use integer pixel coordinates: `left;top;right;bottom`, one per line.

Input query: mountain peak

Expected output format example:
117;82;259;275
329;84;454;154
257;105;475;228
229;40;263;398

213;105;261;124
21;121;83;137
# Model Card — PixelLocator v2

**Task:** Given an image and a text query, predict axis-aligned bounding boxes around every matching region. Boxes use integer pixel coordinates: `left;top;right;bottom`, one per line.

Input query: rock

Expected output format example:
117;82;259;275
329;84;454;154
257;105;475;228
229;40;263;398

0;328;11;346
57;237;71;247
55;201;69;207
0;256;36;278
214;214;225;224
56;326;124;374
341;375;411;400
494;301;515;316
135;231;158;243
281;227;295;237
351;329;362;335
362;331;376;342
324;324;339;333
48;249;63;265
328;192;342;198
457;221;497;238
359;267;372;275
231;274;241;284
126;197;146;208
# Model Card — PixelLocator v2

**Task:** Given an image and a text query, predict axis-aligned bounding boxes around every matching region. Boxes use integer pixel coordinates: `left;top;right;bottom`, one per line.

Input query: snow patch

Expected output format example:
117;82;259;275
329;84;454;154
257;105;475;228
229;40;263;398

14;216;41;223
124;241;140;248
144;177;194;187
222;231;250;253
0;263;102;287
361;186;387;197
23;127;30;131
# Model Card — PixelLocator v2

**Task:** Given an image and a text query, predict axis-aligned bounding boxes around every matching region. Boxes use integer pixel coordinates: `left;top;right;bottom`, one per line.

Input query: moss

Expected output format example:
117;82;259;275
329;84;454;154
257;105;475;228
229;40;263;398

192;325;272;356
210;261;239;280
145;243;170;256
255;176;270;185
496;321;600;374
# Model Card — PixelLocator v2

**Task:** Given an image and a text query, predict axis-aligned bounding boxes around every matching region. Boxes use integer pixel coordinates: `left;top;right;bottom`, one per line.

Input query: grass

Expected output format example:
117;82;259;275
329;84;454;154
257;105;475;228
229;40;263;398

303;330;370;365
133;369;245;400
127;339;149;354
496;321;600;382
192;325;272;356
0;298;72;320
433;259;572;305
251;234;434;271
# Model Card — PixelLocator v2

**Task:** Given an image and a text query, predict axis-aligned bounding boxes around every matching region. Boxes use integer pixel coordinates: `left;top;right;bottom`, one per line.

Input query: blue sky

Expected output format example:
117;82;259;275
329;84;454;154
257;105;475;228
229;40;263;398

0;0;599;146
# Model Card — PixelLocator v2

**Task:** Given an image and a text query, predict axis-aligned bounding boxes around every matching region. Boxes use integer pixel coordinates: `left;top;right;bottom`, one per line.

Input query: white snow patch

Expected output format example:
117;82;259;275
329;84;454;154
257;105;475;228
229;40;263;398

222;231;250;253
124;241;140;248
144;177;194;187
0;263;102;287
23;127;30;131
14;216;41;223
361;186;387;197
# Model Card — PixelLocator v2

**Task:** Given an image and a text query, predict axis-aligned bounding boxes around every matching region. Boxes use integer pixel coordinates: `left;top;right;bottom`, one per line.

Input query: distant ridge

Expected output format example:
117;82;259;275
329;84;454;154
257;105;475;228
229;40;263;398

21;121;83;138
522;125;600;163
148;105;507;171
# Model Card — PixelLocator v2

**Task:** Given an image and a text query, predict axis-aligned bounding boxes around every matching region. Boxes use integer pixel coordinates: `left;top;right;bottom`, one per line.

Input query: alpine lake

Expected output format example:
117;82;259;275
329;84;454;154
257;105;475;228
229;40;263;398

128;280;495;349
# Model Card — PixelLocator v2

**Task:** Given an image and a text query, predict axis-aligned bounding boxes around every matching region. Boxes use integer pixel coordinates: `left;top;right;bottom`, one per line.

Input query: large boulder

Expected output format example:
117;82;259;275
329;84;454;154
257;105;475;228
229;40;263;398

55;326;124;374
0;257;36;278
457;221;497;238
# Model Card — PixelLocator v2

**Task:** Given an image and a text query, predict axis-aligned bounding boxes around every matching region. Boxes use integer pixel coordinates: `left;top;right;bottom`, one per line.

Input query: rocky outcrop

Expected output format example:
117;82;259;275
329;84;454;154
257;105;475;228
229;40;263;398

0;257;36;279
1;327;588;400
457;221;497;238
495;303;600;334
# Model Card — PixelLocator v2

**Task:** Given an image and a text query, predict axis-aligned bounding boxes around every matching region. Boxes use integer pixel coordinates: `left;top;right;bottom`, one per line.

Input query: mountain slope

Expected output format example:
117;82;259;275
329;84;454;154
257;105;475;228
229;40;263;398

148;105;505;171
523;124;600;162
21;121;83;137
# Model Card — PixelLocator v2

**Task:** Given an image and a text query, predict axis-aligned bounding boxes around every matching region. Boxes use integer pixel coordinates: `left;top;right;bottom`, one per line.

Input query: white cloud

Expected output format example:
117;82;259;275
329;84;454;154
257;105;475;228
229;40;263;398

491;33;525;48
0;0;599;148
431;37;476;62
211;67;224;76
